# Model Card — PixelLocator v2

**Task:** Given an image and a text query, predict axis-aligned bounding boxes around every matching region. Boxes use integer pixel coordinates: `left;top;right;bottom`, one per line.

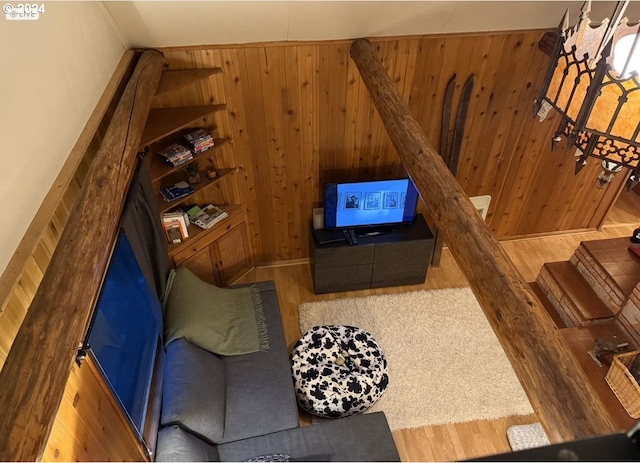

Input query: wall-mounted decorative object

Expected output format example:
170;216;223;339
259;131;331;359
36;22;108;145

534;1;640;189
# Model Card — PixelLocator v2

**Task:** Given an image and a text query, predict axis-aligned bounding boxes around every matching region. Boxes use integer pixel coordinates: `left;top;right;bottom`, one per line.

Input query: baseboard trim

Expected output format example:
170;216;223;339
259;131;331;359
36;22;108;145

498;228;598;242
256;258;310;268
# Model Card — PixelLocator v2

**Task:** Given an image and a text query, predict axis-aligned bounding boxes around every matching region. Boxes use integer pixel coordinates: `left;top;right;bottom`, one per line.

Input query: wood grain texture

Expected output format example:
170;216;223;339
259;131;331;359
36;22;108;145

349;37;615;442
178;246;219;285
42;354;148;462
141;104;225;146
214;221;252;283
604;190;640;227
156;31;626;264
154;67;222;98
0;50;164;462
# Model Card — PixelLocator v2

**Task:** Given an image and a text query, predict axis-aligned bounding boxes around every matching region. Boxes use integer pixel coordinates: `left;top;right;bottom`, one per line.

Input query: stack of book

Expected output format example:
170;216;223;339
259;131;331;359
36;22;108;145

184;129;215;154
160;181;195;202
157;143;193;167
162;210;190;244
187;204;228;230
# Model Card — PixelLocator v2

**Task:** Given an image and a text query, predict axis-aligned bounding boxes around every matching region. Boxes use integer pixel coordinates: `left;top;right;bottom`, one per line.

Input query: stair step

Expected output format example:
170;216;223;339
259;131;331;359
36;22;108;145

572;238;640;312
529;281;568;329
538;261;616;327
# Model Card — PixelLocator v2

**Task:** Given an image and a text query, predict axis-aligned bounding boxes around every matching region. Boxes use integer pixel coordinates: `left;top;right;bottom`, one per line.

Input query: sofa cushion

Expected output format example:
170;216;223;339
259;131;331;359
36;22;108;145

219;281;300;443
164;267;269;356
244;453;291;462
161;339;226;444
156;425;220;462
216;412;401;462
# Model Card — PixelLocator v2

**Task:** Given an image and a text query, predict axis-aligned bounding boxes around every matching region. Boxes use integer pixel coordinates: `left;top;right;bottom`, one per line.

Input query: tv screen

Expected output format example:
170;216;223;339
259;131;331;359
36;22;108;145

324;178;419;229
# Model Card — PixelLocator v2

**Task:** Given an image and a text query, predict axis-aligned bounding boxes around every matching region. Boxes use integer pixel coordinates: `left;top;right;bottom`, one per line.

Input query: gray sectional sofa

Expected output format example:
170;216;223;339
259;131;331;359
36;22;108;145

155;280;401;462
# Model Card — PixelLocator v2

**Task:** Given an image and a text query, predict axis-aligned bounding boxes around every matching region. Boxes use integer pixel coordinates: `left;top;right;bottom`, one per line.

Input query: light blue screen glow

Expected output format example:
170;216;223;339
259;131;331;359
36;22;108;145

336;179;409;227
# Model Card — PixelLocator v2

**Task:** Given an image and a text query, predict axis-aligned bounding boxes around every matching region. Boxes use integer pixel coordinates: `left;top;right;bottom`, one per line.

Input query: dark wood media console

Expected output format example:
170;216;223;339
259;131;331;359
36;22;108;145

311;214;434;294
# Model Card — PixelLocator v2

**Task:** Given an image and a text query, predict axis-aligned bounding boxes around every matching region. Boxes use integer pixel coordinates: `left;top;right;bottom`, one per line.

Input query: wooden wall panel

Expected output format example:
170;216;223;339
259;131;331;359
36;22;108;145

219;49;264;258
242;47;280;259
0;293;28;365
158;31;624;263
296;45;321;249
260;47;291;260
43;354;148;462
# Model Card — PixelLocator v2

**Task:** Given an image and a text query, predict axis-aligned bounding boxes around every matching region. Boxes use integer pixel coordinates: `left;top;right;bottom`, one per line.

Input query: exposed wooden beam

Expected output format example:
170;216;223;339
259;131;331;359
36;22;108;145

0;50;164;462
349;38;617;442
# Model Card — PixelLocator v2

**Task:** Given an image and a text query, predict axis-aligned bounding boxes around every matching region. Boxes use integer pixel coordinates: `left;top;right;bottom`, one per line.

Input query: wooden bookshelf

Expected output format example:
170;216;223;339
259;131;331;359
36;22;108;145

167;204;245;255
141;105;225;146
148;136;232;183
141;63;253;287
154;68;222;99
156;168;235;213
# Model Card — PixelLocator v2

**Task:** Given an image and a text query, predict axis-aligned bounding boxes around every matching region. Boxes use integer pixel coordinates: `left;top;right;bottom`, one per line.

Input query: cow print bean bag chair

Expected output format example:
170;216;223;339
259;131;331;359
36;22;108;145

290;325;389;418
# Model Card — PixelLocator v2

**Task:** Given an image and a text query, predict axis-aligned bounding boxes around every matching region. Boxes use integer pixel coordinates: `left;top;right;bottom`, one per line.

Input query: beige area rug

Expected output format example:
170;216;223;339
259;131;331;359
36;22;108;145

297;288;534;431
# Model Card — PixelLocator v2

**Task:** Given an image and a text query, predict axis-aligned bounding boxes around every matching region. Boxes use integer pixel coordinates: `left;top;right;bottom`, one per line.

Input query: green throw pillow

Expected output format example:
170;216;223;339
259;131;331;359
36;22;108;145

164;267;269;356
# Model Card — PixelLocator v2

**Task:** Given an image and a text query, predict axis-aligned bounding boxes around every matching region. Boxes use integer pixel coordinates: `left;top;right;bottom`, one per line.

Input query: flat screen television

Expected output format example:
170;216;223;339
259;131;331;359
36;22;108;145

324;177;420;231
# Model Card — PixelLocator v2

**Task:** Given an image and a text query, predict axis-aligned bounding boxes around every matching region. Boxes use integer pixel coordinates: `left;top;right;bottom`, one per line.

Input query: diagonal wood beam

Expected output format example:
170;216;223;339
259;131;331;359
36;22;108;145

349;38;617;442
0;49;164;462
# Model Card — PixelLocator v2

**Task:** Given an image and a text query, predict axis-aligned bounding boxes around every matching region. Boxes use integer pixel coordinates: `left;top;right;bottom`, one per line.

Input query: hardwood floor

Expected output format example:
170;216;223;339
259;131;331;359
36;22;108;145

235;197;640;461
603;189;640;228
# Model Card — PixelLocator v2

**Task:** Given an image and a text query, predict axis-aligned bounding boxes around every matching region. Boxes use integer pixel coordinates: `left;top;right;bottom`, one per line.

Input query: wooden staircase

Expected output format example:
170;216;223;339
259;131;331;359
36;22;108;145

533;238;640;431
537;261;616;328
571;237;640;313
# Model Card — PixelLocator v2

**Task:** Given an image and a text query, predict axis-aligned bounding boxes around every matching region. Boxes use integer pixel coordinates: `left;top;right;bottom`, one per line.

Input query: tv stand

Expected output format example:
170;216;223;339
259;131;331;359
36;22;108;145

356;226;393;238
311;215;433;294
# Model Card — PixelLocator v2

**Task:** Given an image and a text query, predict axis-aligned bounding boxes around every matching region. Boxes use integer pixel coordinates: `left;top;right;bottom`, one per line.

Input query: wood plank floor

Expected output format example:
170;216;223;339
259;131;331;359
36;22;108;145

235;197;640;461
603;190;640;227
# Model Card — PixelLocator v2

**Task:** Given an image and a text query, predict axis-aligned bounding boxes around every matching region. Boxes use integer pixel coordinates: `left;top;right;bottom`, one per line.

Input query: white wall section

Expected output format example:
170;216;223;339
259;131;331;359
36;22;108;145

103;1;640;48
0;1;125;276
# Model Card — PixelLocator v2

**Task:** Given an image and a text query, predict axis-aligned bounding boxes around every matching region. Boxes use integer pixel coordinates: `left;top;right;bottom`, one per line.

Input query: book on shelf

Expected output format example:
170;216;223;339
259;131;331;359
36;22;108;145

162;211;189;239
186;204;203;220
158;143;193;166
169;154;194;167
183;129;214;154
163;222;183;244
160;181;195;202
163;210;190;226
187;204;228;230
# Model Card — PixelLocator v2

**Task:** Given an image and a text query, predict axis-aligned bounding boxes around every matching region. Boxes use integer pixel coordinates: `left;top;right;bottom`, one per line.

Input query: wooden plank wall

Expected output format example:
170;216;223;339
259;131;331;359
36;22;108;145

162;31;625;264
42;354;148;462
